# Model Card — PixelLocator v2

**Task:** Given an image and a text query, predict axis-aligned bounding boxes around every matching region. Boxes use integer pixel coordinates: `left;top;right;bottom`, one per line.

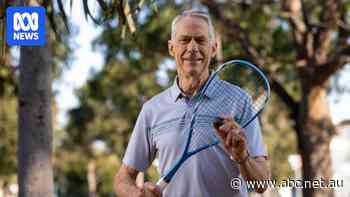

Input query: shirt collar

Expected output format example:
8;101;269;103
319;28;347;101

169;76;183;102
170;72;219;102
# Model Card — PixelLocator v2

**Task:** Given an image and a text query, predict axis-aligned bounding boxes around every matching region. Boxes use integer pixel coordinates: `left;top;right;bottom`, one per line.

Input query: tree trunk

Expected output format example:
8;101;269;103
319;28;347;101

297;85;335;197
87;160;97;197
16;0;54;196
17;45;54;197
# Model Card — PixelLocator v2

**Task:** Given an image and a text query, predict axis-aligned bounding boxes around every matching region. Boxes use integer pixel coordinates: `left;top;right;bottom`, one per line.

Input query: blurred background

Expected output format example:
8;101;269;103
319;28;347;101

0;0;350;197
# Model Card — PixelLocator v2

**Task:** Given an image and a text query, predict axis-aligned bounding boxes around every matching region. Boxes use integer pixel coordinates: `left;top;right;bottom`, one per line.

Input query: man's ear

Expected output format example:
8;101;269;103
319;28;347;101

211;40;218;58
168;40;175;57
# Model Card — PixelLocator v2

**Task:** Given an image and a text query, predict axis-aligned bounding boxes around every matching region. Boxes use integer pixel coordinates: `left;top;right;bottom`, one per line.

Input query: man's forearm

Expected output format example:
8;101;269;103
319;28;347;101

114;173;143;197
239;157;270;193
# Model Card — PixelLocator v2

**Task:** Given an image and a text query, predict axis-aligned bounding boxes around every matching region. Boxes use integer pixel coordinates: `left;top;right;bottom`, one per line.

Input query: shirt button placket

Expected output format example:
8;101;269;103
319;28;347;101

183;97;195;126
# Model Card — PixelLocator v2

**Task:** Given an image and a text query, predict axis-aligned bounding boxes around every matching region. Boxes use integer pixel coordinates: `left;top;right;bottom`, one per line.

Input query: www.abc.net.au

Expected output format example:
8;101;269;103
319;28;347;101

230;177;344;189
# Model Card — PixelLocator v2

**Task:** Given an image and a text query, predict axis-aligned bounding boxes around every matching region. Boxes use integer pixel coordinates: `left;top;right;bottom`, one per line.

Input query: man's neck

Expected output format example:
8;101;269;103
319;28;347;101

178;71;210;97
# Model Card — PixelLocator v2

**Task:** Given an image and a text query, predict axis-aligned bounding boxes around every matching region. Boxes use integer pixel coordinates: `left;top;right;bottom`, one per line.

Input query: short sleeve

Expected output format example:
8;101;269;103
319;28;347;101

122;104;156;171
244;118;267;157
239;97;267;157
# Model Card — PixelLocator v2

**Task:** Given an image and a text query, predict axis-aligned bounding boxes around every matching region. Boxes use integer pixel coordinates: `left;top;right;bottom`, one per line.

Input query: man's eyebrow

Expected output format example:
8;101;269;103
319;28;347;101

178;35;207;39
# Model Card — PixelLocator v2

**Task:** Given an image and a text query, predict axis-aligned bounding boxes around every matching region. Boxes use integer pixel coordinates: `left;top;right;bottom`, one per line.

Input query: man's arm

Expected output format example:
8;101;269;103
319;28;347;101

238;155;271;193
214;117;271;193
114;164;144;197
114;164;161;197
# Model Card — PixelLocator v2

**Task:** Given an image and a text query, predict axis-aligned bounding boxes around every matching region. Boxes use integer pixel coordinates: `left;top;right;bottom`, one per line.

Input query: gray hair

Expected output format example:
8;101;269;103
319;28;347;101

171;10;215;40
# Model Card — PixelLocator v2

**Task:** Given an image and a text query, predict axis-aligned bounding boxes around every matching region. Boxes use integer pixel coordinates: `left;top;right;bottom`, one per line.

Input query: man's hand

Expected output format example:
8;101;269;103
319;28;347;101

213;116;271;194
114;165;162;197
142;182;162;197
213;116;249;162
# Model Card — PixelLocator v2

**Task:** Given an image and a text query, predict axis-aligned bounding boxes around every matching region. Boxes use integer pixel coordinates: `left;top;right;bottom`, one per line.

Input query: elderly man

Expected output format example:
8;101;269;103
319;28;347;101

114;10;270;197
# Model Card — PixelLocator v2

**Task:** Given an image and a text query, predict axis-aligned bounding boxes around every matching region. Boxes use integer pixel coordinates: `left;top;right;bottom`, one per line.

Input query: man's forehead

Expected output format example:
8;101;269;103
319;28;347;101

175;16;209;36
176;16;209;28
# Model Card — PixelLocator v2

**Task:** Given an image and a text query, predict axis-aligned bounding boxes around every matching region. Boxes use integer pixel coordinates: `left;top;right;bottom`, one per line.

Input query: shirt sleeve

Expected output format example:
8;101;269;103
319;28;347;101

122;104;156;171
238;97;267;157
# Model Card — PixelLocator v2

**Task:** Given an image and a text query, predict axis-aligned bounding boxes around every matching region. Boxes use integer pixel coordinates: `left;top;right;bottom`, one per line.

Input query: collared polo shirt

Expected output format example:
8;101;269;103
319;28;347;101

123;74;267;197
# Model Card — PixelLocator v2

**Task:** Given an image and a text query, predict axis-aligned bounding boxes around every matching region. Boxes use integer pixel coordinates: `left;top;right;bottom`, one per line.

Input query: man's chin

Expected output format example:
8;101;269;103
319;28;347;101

183;69;199;77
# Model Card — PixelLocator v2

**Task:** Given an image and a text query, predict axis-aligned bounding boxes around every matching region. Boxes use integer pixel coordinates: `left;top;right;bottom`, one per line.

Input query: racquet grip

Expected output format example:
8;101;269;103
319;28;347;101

213;117;241;129
156;178;168;192
213;117;224;129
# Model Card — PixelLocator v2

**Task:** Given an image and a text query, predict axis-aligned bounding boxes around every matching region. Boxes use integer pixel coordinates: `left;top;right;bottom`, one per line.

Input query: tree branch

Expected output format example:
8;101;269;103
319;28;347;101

336;3;350;50
201;0;264;66
312;0;340;65
300;0;310;30
281;0;308;55
335;119;350;133
313;46;350;85
269;77;299;112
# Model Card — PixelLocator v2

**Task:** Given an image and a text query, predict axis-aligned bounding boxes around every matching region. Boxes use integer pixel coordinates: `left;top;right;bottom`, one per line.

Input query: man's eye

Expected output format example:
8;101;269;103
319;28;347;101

196;39;206;44
179;39;189;43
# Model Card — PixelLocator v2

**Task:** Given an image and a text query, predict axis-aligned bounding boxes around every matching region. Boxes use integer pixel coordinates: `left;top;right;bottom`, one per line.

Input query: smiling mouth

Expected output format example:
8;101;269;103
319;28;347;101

183;59;203;63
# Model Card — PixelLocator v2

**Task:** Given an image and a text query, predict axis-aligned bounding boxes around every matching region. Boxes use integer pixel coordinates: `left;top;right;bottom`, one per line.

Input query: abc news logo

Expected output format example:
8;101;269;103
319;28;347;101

6;6;46;46
13;12;39;39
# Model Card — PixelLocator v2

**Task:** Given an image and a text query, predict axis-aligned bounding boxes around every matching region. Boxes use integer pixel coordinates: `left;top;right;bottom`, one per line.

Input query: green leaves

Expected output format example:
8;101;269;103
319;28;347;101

0;92;17;179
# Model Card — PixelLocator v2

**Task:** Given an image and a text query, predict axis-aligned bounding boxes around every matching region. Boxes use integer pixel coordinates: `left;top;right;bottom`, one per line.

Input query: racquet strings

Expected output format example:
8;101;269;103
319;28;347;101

217;62;268;126
188;116;220;154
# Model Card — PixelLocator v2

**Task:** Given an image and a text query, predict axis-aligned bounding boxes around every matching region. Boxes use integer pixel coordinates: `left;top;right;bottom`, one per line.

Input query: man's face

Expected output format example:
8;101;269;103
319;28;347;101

168;16;217;78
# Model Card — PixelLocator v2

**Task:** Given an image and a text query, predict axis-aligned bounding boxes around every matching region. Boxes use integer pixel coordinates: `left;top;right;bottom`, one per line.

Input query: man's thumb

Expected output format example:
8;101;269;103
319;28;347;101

144;182;162;197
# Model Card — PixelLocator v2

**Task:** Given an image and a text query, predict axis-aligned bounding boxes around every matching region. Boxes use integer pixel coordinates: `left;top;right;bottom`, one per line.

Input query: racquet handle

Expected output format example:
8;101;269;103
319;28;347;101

213;117;241;129
156;178;168;192
213;117;224;129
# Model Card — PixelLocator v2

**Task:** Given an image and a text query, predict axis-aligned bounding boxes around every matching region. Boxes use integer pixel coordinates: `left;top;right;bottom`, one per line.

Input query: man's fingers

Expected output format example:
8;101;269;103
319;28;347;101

231;131;247;152
225;130;233;147
232;132;242;147
213;116;240;132
213;116;247;158
237;129;246;138
144;182;162;197
223;118;240;129
215;126;227;139
232;135;239;147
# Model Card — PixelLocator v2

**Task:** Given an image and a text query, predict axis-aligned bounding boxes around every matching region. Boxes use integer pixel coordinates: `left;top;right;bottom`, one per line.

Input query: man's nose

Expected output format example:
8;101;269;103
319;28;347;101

187;39;199;53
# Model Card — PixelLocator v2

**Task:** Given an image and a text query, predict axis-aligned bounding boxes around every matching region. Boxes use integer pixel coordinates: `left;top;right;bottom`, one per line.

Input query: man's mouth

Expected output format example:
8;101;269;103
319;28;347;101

183;58;203;64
